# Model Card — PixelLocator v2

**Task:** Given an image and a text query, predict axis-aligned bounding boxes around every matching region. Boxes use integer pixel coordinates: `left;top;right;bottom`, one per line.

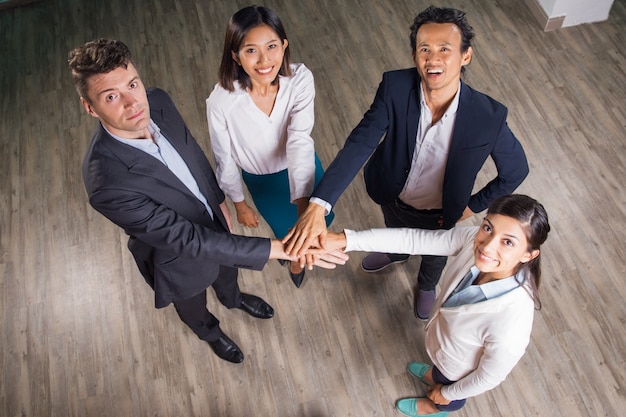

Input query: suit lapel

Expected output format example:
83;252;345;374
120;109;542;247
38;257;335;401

97;123;190;195
442;81;473;190
406;73;421;158
447;81;473;156
149;96;228;228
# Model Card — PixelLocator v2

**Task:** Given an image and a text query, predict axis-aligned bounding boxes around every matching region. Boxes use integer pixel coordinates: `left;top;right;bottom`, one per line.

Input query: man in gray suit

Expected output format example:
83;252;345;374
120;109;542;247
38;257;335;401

69;39;344;363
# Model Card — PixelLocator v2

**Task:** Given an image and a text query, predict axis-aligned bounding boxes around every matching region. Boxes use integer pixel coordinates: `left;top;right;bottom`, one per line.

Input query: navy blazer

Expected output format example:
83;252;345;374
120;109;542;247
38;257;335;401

82;88;270;308
313;68;529;228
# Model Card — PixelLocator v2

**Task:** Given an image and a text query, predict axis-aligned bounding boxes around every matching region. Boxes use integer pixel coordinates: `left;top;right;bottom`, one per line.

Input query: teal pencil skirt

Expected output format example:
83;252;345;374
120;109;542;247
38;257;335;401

241;154;335;239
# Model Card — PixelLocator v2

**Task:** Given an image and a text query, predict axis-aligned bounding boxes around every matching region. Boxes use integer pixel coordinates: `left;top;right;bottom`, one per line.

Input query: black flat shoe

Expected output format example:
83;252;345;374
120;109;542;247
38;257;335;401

289;269;306;288
238;293;274;319
207;333;244;363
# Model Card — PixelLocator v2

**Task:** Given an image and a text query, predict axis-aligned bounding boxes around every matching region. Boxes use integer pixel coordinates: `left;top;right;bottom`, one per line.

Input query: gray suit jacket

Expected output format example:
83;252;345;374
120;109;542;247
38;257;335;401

82;88;270;308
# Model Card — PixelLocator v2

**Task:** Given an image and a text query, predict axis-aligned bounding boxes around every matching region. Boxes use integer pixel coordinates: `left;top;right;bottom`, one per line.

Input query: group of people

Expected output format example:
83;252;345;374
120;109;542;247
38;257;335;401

68;5;549;417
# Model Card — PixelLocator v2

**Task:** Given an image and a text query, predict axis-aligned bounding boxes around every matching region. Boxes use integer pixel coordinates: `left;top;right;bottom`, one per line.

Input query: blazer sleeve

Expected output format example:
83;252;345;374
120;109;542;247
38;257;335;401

468;113;529;213
87;182;271;270
438;84;530;225
311;72;393;207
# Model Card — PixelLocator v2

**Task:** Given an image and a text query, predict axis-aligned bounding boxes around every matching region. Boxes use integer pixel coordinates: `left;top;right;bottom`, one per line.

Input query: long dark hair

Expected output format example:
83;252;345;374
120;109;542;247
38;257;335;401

218;5;291;91
487;194;550;309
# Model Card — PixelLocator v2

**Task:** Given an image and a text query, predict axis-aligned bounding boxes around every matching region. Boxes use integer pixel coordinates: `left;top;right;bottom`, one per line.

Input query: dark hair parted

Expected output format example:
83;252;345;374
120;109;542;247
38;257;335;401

410;6;474;73
487;194;551;309
218;5;291;92
68;39;133;103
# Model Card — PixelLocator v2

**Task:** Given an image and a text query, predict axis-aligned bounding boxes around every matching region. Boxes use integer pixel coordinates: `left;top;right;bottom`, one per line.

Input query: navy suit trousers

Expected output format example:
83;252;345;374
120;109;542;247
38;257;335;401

381;199;451;291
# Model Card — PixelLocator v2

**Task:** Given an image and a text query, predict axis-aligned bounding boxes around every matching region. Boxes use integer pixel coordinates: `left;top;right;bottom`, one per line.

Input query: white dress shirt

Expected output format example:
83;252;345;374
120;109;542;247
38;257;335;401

206;63;316;204
398;82;460;210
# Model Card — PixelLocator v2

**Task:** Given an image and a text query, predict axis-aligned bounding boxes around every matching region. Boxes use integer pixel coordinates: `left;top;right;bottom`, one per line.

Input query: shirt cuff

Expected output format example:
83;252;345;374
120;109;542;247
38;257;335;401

343;229;357;252
309;197;332;215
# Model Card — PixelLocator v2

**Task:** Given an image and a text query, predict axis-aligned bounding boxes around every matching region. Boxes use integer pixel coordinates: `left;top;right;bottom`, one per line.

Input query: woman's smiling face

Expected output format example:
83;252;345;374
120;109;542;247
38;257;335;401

233;24;288;88
473;213;537;279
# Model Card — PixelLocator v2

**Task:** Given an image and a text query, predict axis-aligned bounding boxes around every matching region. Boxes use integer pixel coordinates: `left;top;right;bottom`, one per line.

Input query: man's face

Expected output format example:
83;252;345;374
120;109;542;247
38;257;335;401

413;22;472;94
81;62;150;139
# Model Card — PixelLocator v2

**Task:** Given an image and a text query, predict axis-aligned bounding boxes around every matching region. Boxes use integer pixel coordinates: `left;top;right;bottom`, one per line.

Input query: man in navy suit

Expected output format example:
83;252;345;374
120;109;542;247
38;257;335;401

285;7;529;320
69;39;344;363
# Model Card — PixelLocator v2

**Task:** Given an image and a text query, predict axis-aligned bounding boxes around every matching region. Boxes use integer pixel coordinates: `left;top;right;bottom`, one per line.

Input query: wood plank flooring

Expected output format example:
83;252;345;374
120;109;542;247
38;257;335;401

1;0;625;416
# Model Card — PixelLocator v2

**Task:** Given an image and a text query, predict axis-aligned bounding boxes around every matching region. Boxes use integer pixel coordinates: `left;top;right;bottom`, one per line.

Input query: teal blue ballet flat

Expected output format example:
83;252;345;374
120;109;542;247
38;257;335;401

407;362;432;386
396;398;449;417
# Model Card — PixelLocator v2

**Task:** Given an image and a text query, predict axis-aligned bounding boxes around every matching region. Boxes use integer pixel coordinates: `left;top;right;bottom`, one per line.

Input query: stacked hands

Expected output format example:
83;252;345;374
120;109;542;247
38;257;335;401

222;199;347;269
276;203;347;270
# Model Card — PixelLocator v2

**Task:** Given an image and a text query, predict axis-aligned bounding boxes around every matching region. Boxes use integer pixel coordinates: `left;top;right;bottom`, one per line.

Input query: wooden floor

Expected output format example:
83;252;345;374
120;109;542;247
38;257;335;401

1;0;625;416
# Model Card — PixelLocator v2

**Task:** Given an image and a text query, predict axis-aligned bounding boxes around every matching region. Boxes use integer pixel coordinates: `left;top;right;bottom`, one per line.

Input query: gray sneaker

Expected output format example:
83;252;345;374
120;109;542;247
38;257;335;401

415;289;436;320
361;252;408;272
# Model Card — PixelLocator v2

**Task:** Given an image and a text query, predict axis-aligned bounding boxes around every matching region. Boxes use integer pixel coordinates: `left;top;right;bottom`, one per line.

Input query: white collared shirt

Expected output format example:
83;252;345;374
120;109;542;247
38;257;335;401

443;265;522;308
398;81;461;210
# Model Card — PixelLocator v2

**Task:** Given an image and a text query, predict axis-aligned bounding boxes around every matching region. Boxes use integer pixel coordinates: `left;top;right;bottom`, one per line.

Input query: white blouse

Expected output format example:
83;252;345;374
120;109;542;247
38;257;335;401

344;226;535;401
206;63;316;203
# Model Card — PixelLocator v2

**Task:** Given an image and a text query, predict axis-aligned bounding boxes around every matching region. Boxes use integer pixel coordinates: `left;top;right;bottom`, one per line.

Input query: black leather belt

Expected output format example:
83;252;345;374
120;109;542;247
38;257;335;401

395;198;442;214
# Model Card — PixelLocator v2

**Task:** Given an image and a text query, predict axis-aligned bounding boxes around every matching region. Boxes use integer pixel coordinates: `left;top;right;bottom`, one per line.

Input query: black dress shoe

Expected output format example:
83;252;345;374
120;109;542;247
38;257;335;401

289;268;306;288
237;293;274;319
207;333;244;363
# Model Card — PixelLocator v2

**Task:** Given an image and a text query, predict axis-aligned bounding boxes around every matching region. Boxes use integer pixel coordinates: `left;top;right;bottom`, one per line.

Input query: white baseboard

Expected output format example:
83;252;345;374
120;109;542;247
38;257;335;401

524;0;566;31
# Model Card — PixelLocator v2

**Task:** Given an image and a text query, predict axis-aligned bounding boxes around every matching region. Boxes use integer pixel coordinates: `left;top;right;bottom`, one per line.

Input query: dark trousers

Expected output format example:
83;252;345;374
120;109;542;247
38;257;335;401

381;199;451;291
432;366;467;411
172;265;240;342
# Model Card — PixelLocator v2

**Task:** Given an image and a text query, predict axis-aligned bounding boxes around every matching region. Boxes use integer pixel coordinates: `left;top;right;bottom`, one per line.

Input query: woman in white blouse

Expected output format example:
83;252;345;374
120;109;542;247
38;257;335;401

207;5;334;287
317;194;550;417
